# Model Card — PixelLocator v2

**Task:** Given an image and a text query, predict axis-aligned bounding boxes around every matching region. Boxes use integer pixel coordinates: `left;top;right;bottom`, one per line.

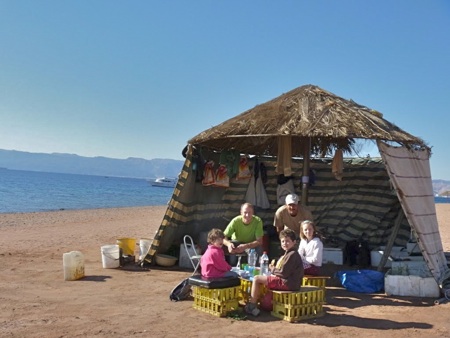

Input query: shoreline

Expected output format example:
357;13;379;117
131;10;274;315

0;204;168;216
1;204;449;251
1;200;449;214
0;203;170;215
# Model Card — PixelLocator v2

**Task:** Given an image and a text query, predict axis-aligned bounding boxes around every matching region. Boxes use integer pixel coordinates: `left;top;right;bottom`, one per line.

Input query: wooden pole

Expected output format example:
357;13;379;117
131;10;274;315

377;210;405;272
301;138;311;206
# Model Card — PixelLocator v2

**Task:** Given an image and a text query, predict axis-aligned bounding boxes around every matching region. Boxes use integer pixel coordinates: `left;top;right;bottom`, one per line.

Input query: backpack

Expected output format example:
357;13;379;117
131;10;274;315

169;278;192;302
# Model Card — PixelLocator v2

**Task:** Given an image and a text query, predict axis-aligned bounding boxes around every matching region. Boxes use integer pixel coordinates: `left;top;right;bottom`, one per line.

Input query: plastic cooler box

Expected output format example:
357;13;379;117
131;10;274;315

385;269;440;298
322;247;343;265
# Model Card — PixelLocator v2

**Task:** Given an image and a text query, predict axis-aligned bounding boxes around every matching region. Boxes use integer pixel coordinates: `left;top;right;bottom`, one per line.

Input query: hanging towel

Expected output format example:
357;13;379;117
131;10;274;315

276;136;292;176
237;156;252;180
254;174;270;209
219;150;239;178
276;178;295;205
245;160;270;209
202;160;215;186
245;175;270;209
245;175;257;205
214;164;230;188
331;149;344;181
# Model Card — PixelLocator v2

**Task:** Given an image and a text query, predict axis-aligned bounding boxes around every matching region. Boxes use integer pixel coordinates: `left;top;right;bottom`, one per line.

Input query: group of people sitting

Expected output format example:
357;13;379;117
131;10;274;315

199;193;323;317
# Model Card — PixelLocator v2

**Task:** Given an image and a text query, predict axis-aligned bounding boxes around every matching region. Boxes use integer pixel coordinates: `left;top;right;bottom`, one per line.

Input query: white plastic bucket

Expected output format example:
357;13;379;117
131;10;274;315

139;238;152;260
63;251;85;281
101;244;120;268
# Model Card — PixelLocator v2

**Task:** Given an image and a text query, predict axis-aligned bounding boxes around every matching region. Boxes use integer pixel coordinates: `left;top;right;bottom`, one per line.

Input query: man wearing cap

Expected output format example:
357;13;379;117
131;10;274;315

273;193;313;237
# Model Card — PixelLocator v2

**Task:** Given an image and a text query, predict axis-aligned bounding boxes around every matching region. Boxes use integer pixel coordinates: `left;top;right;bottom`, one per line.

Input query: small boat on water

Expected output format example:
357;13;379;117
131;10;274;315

151;177;177;188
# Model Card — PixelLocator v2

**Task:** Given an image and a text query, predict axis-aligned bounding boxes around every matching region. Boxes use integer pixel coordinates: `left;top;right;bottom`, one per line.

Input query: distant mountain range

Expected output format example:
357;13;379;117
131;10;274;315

0;149;184;179
432;179;450;197
1;149;449;194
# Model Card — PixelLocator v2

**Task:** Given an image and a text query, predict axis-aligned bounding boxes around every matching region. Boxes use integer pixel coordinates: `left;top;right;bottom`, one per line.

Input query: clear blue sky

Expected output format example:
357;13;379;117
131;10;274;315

1;1;449;179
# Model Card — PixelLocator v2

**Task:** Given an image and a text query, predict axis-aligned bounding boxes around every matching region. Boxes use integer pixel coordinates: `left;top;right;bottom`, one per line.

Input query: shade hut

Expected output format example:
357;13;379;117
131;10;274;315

189;85;426;154
189;84;428;203
148;84;449;291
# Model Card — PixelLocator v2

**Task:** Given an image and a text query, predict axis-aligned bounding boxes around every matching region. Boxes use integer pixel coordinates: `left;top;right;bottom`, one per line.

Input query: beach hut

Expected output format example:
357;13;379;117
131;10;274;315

148;84;449;290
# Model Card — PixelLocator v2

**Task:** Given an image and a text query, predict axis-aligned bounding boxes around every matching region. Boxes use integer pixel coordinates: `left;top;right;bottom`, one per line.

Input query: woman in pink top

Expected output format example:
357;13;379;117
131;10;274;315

200;228;239;278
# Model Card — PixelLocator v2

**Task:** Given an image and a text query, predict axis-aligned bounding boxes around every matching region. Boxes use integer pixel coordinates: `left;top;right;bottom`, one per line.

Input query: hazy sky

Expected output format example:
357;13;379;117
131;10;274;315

1;1;449;179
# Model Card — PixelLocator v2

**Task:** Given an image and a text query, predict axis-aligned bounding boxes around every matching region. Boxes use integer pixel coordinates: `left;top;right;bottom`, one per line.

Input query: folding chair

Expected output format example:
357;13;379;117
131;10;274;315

183;235;202;274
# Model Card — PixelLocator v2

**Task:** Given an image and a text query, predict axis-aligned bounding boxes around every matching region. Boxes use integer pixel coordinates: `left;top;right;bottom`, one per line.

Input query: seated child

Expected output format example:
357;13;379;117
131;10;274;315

200;228;239;278
244;228;303;316
298;220;323;275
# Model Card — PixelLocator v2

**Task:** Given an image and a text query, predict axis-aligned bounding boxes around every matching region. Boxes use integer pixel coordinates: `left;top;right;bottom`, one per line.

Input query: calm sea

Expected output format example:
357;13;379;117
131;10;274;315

0;169;449;214
0;169;173;213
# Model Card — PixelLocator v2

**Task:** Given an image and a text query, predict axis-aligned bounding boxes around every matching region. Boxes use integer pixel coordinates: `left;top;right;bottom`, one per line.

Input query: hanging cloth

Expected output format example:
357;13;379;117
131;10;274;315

254;174;270;209
219;150;239;178
237;156;252;180
276;136;292;176
202;160;215;186
214;164;230;188
245;159;270;209
276;176;295;205
331;149;344;181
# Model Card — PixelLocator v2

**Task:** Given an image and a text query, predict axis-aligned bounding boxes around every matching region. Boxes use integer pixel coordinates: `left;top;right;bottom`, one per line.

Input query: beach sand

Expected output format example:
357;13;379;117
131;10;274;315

1;205;449;337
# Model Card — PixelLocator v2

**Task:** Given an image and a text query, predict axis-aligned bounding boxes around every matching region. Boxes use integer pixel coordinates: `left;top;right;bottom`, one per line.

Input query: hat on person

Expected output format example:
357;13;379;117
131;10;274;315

285;193;299;205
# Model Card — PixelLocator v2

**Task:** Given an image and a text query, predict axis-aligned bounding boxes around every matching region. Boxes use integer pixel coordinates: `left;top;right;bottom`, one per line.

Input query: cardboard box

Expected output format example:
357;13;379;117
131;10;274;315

385;269;440;298
322;247;343;265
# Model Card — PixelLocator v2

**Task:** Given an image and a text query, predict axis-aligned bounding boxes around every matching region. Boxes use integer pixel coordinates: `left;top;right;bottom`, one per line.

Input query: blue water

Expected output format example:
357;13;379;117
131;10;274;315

435;196;450;204
1;169;449;214
0;169;173;213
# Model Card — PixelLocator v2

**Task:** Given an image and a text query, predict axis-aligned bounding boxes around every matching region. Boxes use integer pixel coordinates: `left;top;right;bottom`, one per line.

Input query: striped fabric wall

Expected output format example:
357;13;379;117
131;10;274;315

147;147;410;262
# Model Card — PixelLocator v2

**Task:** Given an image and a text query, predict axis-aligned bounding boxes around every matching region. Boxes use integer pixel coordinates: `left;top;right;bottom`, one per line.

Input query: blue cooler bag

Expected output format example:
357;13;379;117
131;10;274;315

336;269;384;293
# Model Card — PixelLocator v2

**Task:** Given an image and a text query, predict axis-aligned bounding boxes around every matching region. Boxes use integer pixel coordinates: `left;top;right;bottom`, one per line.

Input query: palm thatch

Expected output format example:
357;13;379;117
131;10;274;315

189;84;429;157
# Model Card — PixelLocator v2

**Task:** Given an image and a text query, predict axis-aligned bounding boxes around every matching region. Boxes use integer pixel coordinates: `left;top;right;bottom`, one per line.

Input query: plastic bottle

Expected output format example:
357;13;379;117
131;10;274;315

248;249;257;268
260;251;269;276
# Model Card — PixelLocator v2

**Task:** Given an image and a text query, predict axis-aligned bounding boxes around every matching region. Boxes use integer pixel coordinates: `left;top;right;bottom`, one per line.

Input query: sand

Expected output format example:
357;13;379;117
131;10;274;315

1;205;449;338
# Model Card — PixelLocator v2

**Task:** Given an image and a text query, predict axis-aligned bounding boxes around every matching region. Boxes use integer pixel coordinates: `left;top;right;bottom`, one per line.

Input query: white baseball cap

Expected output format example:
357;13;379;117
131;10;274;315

285;193;299;205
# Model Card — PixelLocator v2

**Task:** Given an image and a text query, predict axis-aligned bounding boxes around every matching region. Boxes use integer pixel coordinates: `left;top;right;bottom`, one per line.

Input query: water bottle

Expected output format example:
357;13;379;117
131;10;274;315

248;249;257;268
260;251;269;276
236;255;242;269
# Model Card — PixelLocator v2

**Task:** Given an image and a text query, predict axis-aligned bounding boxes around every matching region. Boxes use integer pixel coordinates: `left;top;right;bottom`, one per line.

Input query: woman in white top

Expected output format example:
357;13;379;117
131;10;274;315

298;220;323;275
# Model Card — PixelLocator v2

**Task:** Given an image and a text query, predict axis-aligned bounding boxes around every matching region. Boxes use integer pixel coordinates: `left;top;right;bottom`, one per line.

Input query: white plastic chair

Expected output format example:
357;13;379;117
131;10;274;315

183;235;202;274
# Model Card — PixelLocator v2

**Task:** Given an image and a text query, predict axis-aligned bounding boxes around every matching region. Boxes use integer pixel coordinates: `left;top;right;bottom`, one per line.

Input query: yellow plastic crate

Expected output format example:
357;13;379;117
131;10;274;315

271;286;325;322
301;276;329;302
302;276;329;289
192;285;240;317
239;278;267;302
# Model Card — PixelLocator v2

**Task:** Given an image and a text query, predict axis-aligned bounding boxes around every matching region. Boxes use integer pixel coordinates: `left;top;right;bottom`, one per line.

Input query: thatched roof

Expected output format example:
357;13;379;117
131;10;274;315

189;84;429;157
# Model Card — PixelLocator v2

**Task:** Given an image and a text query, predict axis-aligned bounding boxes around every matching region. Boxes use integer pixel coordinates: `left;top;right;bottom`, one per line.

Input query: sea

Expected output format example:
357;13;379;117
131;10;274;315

0;169;173;214
0;168;449;214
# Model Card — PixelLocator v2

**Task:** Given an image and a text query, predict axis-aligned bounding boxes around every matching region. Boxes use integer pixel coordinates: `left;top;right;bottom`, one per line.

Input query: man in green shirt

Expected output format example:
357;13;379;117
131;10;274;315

223;203;263;266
